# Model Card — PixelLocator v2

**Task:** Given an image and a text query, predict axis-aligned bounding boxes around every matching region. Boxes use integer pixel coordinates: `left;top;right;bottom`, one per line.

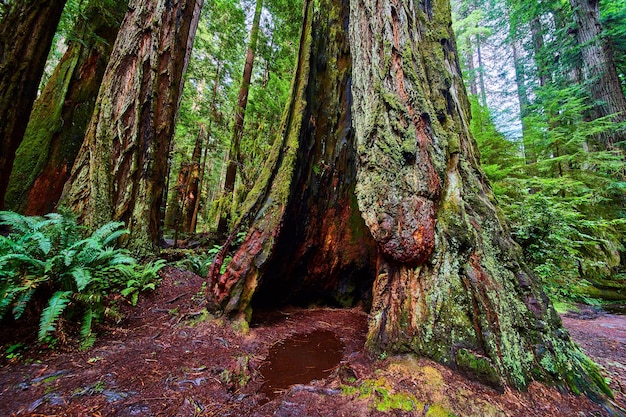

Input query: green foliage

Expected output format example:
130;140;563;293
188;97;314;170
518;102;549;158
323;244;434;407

174;231;246;276
0;210;163;348
116;260;167;306
469;84;626;303
167;0;303;234
176;250;217;277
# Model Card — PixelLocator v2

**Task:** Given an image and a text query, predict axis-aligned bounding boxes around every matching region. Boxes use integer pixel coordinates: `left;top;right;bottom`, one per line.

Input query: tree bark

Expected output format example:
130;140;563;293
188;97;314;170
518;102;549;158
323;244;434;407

216;0;264;238
60;0;203;256
208;0;613;403
570;0;626;149
208;0;378;319
6;0;126;215
168;128;203;237
350;0;609;399
530;17;549;87
0;0;67;209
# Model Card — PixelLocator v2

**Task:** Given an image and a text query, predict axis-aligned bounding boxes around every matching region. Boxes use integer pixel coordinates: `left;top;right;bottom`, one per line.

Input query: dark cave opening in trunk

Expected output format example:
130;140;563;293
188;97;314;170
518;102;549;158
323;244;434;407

250;263;376;312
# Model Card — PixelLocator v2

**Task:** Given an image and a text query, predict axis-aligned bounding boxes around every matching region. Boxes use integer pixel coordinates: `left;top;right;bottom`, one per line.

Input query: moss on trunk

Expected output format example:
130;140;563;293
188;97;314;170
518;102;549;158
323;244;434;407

60;0;204;256
350;0;612;401
0;0;67;209
6;0;125;215
207;0;377;320
207;0;615;405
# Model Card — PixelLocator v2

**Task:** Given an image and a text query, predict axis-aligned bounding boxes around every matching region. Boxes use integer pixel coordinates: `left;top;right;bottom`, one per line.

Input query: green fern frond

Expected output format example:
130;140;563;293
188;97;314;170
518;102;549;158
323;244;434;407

0;253;45;271
71;268;93;291
91;221;126;243
0;284;18;318
74;243;101;266
64;249;77;267
0;211;40;235
12;288;35;319
102;229;129;247
80;309;96;350
38;291;71;341
31;232;52;255
0;234;22;255
142;259;167;279
94;247;116;264
109;252;135;266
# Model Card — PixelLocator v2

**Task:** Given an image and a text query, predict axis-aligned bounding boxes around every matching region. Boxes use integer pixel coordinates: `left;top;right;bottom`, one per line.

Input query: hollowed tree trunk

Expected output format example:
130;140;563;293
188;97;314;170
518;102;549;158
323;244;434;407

208;0;612;403
60;0;203;255
0;0;67;209
208;0;377;318
6;0;126;215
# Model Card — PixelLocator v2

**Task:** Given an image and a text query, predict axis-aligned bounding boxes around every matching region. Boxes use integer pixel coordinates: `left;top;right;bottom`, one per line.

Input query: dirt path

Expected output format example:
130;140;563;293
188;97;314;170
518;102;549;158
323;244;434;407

562;308;626;409
0;267;624;416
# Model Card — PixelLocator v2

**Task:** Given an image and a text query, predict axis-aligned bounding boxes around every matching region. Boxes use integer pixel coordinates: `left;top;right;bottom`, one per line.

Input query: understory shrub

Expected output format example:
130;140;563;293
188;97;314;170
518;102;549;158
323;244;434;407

0;210;165;349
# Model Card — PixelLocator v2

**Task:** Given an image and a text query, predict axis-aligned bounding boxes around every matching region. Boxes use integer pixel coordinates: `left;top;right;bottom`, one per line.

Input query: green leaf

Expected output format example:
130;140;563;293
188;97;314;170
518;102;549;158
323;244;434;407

71;268;93;291
12;288;35;319
80;309;96;350
120;287;136;297
131;292;139;306
102;229;129;247
38;291;71;341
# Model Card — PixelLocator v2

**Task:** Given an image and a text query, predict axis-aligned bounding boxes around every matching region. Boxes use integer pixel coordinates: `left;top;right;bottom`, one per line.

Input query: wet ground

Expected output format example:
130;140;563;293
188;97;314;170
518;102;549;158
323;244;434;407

0;267;624;416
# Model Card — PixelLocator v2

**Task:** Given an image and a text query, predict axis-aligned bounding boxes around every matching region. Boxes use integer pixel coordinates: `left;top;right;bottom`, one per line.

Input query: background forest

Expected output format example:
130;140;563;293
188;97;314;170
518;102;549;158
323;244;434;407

1;0;625;348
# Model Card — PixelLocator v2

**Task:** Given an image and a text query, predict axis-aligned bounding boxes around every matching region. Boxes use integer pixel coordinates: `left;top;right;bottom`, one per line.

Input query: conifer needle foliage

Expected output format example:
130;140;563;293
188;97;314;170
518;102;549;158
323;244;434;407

0;210;164;349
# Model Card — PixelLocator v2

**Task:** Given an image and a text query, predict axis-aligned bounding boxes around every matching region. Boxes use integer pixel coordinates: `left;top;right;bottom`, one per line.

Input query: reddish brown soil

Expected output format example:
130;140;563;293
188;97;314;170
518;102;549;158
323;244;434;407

0;267;624;416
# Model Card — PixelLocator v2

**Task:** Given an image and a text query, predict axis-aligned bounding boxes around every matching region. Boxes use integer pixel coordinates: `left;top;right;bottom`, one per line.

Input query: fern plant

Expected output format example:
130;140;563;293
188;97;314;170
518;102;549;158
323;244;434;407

0;210;164;349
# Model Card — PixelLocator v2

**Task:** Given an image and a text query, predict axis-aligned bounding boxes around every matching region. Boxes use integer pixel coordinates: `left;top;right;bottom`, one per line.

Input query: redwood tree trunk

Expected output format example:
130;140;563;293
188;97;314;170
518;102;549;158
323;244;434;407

60;0;203;255
216;0;264;237
350;0;608;399
208;0;377;318
166;128;203;236
570;0;626;149
6;0;126;215
0;0;67;210
208;0;612;403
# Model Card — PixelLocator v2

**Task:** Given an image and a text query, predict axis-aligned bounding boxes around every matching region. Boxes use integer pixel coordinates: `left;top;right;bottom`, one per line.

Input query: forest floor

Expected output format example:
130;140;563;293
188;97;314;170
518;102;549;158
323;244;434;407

0;266;625;417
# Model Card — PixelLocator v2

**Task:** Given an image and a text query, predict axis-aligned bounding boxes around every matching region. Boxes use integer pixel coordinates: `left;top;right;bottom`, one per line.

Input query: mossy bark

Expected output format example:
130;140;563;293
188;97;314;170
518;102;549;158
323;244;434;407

0;0;67;209
350;0;611;400
60;0;203;256
6;0;126;215
165;129;203;236
208;0;614;404
207;0;377;320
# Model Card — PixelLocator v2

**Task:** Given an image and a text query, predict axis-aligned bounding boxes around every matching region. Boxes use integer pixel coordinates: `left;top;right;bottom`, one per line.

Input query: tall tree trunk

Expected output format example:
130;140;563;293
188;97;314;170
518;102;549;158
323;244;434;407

216;0;264;238
164;128;203;240
190;64;222;233
208;0;614;403
0;0;67;210
351;0;609;399
511;40;536;164
465;44;478;97
60;0;203;256
475;35;488;107
570;0;626;149
181;129;203;233
530;17;549;87
6;0;126;215
208;0;378;318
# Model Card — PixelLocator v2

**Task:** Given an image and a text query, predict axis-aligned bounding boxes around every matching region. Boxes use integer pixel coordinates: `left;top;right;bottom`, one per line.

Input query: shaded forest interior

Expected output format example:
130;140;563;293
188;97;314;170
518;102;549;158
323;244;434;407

0;0;625;411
